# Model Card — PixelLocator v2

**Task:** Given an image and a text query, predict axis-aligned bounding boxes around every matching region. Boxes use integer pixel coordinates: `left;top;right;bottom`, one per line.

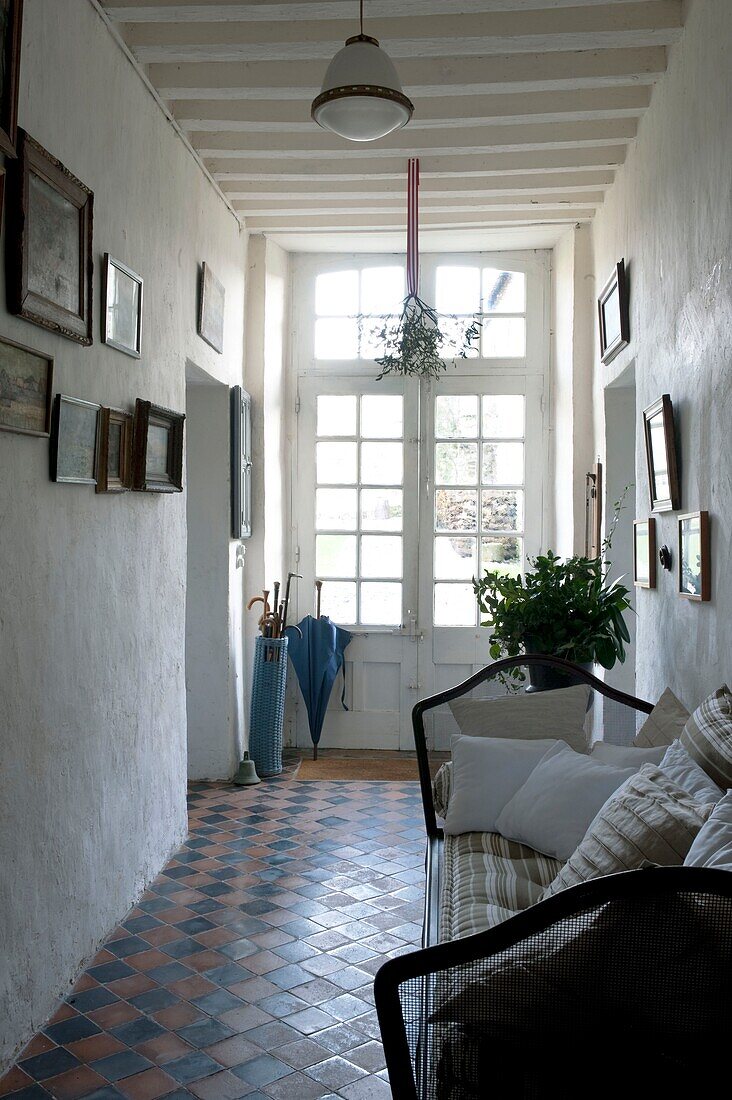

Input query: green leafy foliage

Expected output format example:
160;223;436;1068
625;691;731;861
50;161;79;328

369;293;481;381
473;551;632;670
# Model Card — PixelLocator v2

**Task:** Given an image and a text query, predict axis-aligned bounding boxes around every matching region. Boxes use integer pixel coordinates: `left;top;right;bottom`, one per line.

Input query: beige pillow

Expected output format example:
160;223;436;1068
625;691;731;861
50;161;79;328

449;685;590;754
680;685;732;790
541;764;712;899
634;687;689;747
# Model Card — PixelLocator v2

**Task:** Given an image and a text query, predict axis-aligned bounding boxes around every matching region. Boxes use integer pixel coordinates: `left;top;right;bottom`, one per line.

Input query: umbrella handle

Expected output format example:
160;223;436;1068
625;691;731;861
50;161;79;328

315;579;322;619
283;623;303;639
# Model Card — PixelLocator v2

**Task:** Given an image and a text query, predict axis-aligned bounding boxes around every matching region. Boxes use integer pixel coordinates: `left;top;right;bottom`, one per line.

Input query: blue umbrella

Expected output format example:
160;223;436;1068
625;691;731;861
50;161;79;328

286;616;352;759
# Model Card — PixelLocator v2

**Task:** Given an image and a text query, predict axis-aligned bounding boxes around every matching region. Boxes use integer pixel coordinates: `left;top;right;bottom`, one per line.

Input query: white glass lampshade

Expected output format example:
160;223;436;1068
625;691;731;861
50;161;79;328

312;34;414;142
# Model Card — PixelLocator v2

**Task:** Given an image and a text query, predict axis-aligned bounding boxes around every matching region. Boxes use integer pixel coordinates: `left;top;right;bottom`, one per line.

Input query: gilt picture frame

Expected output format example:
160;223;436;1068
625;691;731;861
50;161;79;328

0;0;23;159
132;398;185;493
6;130;94;345
678;511;710;602
633;518;656;589
102;254;143;358
50;394;100;485
642;394;680;512
198;262;225;354
598;259;630;365
0;332;53;437
96;407;133;494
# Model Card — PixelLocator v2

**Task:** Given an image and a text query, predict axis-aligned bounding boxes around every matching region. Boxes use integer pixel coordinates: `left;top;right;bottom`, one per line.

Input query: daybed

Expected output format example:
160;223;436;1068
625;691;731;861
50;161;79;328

374;656;732;1100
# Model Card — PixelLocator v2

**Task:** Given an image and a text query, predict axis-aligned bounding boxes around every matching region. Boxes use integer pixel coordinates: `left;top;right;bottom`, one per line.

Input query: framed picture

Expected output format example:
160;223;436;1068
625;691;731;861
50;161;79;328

0;0;23;158
198;262;225;354
96;407;132;494
0;333;53;436
642;394;680;512
132;398;185;493
598;259;630;365
6;130;94;345
231;385;252;538
633;518;656;589
678;511;710;602
102;254;143;358
50;394;100;485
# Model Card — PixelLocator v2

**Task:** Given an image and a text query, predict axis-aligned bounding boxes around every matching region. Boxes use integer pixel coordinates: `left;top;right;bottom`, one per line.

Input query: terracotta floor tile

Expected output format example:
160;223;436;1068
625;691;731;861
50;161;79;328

182;950;230;974
0;1066;33;1095
107;973;158;998
139;924;185;947
116;1066;178;1100
44;1065;109;1099
189;1068;255;1099
48;1003;79;1026
169;974;219;1000
66;1035;127;1062
205;1033;262;1068
128;949;173;972
71;974;98;994
87;1002;142;1029
136;1033;194;1065
20;1034;56;1058
152;1002;204;1029
195;928;239;949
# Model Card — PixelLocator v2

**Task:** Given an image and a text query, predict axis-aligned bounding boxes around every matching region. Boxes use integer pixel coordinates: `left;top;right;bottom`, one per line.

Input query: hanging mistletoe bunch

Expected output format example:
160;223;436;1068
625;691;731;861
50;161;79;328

370;293;482;381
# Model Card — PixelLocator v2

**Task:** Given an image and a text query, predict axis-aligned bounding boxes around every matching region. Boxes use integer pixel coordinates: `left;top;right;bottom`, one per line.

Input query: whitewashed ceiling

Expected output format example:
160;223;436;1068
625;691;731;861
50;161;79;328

101;0;683;248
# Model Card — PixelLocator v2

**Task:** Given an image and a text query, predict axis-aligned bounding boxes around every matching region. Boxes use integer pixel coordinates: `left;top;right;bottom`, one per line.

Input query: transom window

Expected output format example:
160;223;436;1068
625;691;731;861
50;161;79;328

314;266;405;360
315;393;404;626
435;265;526;359
433;393;525;627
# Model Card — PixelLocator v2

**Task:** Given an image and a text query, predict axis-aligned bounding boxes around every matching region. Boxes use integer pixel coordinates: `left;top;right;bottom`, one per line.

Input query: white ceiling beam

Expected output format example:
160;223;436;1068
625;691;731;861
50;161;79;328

222;180;612;198
173;86;650;130
106;2;668;24
192;118;637;156
211;146;625;177
242;209;594;229
122;1;682;61
232;200;602;216
151;46;668;99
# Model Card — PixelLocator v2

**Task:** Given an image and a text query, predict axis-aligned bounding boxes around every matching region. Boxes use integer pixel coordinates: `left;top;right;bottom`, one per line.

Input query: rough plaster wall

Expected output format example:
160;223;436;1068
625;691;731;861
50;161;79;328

0;0;245;1067
591;0;732;707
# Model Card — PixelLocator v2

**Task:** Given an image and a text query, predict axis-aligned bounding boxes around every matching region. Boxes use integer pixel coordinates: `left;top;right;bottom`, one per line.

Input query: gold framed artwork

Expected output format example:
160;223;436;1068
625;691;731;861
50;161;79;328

598;259;630;365
0;332;53;437
642;394;680;512
50;395;100;485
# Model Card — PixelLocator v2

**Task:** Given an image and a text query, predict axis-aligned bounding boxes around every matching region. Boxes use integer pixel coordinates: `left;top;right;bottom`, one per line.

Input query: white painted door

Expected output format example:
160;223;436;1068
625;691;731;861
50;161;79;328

291;252;548;752
295;375;420;750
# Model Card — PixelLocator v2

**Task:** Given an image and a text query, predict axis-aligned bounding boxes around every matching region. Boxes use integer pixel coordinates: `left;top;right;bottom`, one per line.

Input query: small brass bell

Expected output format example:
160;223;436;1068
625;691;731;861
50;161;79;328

233;751;260;786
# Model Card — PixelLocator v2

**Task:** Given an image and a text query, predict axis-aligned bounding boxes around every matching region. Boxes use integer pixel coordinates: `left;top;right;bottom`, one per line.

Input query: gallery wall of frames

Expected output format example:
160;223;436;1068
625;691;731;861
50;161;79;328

596;258;712;605
0;4;229;498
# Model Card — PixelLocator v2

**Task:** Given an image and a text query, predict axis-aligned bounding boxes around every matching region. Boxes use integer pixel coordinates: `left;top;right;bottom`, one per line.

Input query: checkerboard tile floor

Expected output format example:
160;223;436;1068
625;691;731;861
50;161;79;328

1;777;426;1100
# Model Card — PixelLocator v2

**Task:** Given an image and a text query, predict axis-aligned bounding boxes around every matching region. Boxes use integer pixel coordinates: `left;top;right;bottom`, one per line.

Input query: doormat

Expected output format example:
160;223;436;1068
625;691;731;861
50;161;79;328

295;756;439;782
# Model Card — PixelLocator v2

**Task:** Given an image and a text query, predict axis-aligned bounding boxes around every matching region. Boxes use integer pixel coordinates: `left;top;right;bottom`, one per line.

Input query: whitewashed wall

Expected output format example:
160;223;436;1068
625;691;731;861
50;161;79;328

0;0;246;1067
591;0;732;707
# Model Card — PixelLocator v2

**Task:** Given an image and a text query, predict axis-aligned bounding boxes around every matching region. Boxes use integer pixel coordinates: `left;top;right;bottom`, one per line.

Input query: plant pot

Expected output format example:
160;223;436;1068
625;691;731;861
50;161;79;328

522;636;592;695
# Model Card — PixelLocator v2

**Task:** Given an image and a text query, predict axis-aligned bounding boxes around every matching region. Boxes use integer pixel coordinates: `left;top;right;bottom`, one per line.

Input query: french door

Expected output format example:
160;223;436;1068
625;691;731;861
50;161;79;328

294;373;544;751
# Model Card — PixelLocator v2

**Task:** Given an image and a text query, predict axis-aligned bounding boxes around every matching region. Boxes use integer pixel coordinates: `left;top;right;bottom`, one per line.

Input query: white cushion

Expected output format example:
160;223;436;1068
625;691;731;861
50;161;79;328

590;742;666;767
443;736;560;836
684;790;732;871
449;685;590;753
659;740;724;804
495;743;636;861
634;687;689;747
543;765;713;897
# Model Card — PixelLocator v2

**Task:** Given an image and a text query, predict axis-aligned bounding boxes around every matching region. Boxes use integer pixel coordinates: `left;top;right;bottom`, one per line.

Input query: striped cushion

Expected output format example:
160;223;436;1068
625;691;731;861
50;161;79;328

680;685;732;789
634;687;689;747
441;831;562;940
432;762;452;819
541;764;712;899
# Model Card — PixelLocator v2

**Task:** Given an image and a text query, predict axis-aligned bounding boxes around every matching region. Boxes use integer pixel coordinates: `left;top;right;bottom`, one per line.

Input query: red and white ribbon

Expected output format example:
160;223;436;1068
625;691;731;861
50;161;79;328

406;157;420;297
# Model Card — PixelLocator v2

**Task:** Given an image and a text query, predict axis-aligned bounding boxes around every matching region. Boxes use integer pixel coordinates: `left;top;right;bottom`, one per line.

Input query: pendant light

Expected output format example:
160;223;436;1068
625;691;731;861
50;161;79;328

311;0;414;142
